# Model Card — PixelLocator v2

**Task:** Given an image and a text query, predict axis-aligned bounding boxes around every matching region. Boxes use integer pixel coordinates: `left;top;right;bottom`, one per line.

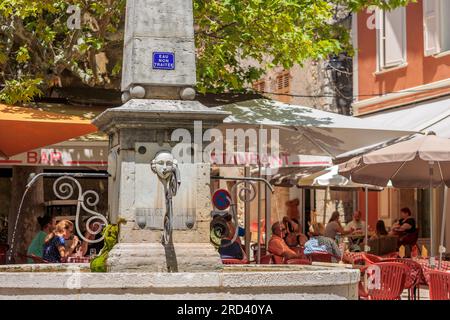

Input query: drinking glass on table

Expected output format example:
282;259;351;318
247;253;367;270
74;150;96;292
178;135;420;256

89;248;97;259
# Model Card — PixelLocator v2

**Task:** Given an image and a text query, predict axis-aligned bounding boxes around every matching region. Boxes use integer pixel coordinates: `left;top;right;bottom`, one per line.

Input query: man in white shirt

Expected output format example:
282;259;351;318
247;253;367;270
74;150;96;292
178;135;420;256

345;211;366;234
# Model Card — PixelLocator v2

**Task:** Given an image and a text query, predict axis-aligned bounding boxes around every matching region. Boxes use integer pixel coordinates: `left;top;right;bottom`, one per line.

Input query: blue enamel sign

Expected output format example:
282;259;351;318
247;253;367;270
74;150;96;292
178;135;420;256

152;52;175;70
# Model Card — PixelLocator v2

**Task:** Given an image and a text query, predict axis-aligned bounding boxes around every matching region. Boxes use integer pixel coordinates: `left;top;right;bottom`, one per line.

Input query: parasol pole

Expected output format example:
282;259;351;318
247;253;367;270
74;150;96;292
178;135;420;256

323;186;329;225
439;185;448;270
429;161;435;262
244;166;251;263
256;124;263;264
265;182;271;252
365;185;369;252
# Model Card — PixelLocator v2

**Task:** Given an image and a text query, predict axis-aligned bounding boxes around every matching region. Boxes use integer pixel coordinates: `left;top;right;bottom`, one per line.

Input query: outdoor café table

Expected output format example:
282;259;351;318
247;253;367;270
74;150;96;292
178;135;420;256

343;251;399;265
67;256;91;263
414;258;450;284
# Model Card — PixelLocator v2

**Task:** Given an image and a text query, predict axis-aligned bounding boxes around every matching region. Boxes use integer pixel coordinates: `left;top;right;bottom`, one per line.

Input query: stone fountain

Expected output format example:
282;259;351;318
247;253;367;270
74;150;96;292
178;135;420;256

0;0;359;299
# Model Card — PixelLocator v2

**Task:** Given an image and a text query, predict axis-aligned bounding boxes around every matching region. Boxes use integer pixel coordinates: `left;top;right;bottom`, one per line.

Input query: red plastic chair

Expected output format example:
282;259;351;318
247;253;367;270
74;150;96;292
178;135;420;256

383;258;423;300
285;258;312;265
271;254;284;264
269;253;311;265
221;258;249;264
362;252;384;264
307;252;340;263
381;252;399;259
260;254;274;264
427;270;450;300
398;229;419;247
221;248;249;265
359;262;410;300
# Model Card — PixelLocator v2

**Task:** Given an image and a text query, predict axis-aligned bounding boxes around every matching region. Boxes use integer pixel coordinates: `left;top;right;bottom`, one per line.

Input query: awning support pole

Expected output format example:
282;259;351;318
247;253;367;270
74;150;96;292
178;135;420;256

430;162;435;260
365;185;369;252
439;185;448;269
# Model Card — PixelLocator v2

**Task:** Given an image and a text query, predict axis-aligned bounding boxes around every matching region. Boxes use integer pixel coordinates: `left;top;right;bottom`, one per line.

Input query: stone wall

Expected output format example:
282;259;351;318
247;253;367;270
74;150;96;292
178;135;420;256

0;178;11;220
0;264;360;300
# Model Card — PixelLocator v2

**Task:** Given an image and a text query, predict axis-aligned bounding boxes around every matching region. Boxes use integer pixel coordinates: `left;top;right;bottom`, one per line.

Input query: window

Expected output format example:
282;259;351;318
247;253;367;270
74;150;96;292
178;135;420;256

252;80;265;92
377;7;407;70
424;0;450;55
274;72;291;103
276;73;290;92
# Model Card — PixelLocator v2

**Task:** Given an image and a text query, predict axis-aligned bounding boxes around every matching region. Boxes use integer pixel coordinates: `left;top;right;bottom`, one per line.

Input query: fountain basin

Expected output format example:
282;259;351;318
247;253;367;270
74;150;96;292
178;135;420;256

0;263;359;300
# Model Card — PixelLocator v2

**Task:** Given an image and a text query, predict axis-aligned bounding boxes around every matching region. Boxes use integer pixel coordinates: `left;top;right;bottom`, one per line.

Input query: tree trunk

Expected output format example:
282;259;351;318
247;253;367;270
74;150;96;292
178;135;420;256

8;167;44;264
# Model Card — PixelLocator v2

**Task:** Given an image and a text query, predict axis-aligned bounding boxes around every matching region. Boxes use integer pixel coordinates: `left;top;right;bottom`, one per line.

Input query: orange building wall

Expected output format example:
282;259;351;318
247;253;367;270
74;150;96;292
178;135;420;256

357;0;450;111
358;191;379;230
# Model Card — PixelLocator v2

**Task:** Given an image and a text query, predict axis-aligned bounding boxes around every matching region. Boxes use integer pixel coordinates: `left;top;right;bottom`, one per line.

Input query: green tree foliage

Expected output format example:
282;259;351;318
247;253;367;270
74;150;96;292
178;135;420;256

0;0;413;104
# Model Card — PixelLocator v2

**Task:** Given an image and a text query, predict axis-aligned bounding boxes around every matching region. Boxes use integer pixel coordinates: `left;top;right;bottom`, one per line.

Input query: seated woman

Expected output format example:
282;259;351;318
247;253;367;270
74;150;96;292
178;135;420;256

78;218;105;257
27;215;56;263
391;207;416;235
218;214;244;260
304;223;342;262
370;220;388;240
324;211;352;241
43;220;79;263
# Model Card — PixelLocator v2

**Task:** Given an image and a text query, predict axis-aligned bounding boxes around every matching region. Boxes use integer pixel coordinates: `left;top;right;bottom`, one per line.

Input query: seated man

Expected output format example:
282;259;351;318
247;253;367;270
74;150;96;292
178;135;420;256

268;222;302;261
345;211;366;234
304;223;342;262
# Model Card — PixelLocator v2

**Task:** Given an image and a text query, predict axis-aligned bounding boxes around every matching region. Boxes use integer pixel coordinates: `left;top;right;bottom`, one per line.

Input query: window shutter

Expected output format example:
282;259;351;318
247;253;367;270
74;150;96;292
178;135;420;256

423;0;440;56
383;7;406;67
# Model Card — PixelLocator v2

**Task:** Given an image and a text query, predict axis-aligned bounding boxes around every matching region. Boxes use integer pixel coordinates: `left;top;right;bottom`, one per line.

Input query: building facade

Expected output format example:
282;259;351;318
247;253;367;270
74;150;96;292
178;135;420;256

352;0;450;253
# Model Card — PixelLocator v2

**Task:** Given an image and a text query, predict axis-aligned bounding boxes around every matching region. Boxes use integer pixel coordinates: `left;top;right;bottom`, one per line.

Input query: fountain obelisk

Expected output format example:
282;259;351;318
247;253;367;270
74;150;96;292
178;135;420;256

93;0;229;272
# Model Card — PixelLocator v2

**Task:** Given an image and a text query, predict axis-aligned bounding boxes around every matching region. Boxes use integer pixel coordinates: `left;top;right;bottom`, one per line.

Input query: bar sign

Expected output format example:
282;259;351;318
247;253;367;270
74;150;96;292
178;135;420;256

152;52;175;70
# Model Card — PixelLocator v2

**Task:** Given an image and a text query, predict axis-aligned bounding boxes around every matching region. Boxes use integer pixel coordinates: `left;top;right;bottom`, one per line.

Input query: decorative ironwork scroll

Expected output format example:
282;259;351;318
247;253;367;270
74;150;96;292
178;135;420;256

210;176;274;249
53;176;107;244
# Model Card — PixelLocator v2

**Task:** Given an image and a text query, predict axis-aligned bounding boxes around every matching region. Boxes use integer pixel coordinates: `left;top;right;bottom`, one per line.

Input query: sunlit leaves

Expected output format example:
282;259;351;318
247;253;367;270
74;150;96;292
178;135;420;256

0;0;414;104
0;77;43;104
16;46;30;63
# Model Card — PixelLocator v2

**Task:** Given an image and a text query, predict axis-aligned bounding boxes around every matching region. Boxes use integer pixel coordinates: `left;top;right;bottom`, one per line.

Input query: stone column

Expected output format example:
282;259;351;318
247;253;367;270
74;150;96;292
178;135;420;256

93;100;229;272
95;0;230;272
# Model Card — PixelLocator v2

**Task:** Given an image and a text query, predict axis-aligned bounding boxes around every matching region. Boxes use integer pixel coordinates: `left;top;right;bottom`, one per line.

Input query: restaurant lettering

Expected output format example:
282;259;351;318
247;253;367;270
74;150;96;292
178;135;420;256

27;151;63;165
